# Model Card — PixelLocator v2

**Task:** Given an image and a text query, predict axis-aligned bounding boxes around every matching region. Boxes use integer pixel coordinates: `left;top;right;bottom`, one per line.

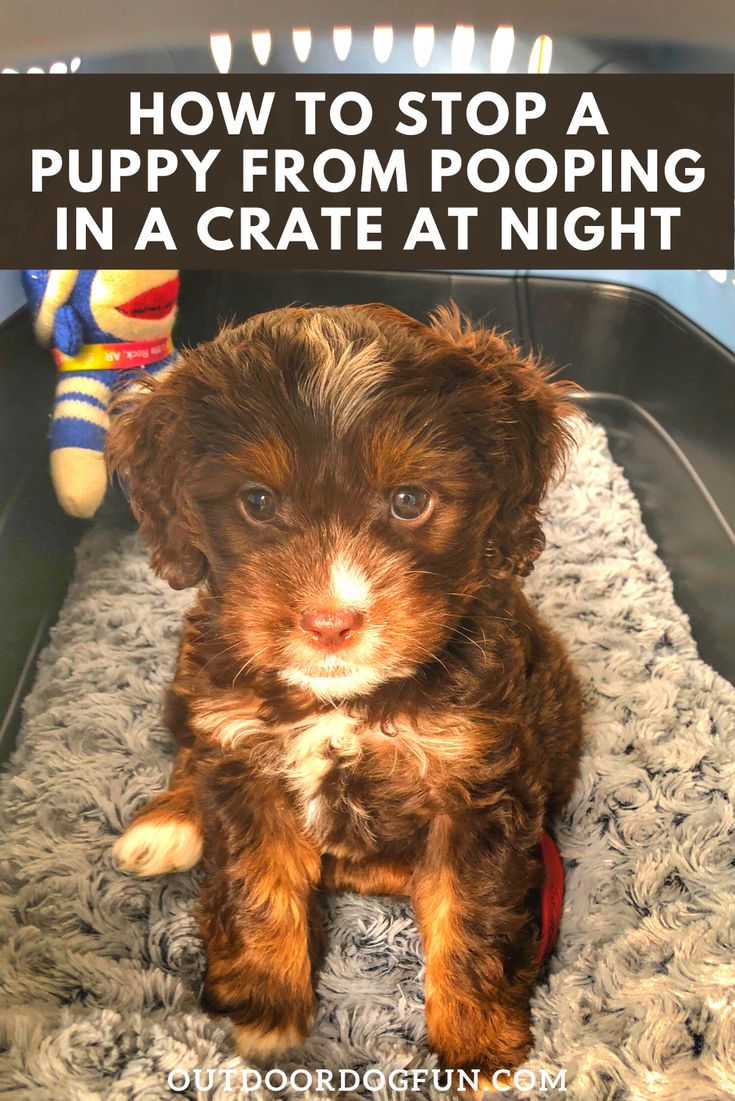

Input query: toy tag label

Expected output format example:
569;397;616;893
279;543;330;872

54;336;173;372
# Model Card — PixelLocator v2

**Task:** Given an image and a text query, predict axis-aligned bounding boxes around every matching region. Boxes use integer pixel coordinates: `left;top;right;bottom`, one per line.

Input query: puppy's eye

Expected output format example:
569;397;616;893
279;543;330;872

238;485;277;522
390;485;433;523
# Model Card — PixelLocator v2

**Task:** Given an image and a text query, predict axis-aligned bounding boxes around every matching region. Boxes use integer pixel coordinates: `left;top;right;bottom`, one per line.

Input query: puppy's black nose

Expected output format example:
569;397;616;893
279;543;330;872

300;608;364;651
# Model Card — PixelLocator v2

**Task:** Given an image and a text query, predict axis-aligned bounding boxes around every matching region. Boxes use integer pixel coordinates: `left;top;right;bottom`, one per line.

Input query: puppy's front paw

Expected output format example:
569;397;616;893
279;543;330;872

233;1019;312;1060
470;1080;495;1099
471;1075;505;1099
427;995;533;1094
113;818;203;876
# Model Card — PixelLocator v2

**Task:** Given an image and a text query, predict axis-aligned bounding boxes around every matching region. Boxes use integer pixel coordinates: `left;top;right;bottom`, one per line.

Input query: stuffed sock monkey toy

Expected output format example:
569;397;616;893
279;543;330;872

22;269;180;518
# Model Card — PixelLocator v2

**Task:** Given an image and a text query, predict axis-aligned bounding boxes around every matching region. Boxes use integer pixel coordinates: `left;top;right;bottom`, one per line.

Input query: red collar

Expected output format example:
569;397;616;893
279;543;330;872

536;830;564;964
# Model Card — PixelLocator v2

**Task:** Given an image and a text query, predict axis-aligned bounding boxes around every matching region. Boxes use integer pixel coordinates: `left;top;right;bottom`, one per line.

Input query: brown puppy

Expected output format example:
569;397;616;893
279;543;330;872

107;304;584;1084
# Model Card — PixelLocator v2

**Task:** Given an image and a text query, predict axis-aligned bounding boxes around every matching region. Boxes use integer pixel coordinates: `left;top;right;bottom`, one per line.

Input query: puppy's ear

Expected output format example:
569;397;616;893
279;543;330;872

430;305;579;578
106;375;207;590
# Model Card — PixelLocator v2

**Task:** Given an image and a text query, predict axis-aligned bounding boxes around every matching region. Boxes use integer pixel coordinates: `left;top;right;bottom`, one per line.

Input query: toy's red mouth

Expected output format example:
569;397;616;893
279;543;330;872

116;277;180;321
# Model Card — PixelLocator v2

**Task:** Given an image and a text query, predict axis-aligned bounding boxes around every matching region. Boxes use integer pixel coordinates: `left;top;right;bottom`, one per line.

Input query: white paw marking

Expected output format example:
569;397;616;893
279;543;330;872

113;818;203;877
233;1022;307;1060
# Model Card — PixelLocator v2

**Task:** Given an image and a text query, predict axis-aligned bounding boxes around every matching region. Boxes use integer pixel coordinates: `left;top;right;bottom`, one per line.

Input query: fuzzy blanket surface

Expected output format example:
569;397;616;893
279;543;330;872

1;420;734;1101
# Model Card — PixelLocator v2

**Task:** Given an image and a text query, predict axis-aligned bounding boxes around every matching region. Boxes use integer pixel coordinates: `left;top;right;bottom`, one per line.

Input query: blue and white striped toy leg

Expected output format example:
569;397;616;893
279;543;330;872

50;370;111;518
50;354;179;518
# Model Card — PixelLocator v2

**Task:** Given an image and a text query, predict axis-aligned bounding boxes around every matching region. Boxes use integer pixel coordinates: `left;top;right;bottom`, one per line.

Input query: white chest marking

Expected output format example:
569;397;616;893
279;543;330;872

193;701;476;840
193;709;263;749
282;710;361;834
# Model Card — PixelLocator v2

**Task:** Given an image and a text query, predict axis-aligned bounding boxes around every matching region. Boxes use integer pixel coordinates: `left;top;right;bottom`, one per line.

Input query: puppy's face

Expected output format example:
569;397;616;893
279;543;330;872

108;305;574;701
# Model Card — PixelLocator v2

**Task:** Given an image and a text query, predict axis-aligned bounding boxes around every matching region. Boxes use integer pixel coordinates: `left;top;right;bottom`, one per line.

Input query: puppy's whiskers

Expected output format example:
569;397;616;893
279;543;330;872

450;624;487;658
232;646;270;687
390;634;450;676
194;637;246;683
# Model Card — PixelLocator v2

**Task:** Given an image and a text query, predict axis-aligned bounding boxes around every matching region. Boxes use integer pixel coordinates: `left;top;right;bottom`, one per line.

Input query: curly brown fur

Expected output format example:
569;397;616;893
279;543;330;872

107;303;584;1077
